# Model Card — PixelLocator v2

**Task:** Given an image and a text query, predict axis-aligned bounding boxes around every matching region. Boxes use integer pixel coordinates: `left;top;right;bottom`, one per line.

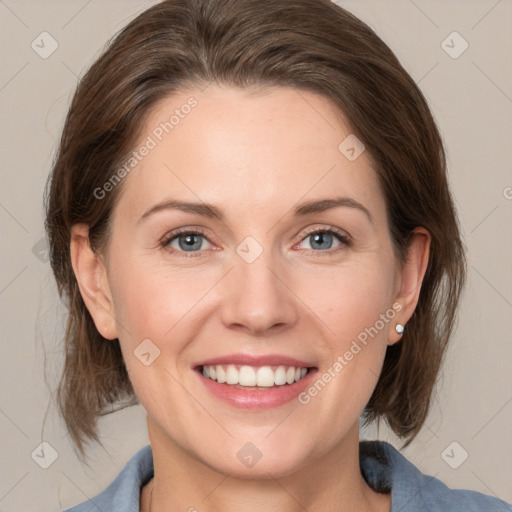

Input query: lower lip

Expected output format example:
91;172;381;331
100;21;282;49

195;368;317;409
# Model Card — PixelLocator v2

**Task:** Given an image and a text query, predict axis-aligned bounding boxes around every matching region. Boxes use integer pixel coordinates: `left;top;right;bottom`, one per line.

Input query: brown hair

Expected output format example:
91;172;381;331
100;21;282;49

45;0;466;462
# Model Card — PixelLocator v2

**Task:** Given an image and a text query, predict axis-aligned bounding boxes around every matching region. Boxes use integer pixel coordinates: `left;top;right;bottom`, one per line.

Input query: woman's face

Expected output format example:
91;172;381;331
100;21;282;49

88;85;414;477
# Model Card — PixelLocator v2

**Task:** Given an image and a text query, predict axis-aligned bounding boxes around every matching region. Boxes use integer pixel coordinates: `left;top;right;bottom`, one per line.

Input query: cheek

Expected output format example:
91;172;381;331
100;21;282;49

298;258;396;405
109;254;219;347
268;260;396;454
304;259;396;346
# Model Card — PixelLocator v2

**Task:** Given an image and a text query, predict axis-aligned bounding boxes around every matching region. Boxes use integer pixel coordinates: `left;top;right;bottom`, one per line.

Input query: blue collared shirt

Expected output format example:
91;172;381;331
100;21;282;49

63;441;510;511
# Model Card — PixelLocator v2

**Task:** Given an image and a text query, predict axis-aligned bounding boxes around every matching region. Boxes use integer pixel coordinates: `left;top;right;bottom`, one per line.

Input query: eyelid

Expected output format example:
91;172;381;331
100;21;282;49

299;225;350;241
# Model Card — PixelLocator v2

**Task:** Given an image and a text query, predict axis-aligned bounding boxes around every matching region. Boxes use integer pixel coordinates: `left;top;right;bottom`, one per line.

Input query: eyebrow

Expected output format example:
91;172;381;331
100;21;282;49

137;196;373;224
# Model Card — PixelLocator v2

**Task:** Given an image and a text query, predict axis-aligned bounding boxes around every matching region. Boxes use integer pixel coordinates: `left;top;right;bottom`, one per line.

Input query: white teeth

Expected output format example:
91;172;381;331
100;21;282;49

226;364;239;385
239;366;256;386
202;364;309;387
274;365;287;385
256;366;274;387
216;365;226;383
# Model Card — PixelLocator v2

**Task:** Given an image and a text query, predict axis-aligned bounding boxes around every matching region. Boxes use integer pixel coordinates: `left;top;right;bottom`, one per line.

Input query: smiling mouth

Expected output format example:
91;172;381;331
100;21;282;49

196;364;313;389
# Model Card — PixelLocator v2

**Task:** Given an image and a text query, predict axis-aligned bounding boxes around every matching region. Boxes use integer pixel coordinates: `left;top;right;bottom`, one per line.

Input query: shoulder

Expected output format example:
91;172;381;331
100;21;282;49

359;440;511;512
63;444;153;512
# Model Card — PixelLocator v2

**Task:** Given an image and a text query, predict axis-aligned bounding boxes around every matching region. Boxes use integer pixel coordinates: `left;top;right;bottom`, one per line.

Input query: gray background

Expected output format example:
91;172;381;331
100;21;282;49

0;0;511;510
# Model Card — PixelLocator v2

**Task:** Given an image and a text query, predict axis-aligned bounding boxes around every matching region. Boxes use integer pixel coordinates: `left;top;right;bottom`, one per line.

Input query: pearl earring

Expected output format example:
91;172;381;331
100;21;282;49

395;323;405;335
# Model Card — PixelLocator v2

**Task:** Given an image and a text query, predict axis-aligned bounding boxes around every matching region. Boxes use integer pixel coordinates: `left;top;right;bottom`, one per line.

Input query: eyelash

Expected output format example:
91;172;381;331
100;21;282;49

160;226;350;259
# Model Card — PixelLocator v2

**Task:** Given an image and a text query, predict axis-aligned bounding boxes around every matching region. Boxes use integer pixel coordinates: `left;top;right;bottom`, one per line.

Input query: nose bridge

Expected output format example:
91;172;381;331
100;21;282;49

220;242;298;334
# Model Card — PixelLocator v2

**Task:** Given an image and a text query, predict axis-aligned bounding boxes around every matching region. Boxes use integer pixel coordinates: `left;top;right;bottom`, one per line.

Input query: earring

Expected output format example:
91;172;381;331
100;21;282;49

395;323;405;335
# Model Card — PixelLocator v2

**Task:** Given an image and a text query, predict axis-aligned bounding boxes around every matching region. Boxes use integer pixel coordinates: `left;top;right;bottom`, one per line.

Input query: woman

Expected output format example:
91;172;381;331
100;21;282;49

45;0;510;510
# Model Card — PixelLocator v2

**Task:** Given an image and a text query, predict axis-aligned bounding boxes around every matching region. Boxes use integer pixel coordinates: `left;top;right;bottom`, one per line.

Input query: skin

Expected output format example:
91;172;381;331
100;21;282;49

70;85;430;512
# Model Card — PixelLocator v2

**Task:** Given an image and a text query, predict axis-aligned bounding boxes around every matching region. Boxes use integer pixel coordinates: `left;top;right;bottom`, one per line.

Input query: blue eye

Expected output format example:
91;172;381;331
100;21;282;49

161;229;212;256
296;228;350;253
161;226;350;258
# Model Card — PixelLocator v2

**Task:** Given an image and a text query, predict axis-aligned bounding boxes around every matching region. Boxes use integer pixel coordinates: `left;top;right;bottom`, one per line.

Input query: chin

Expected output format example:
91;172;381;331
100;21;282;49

192;436;314;479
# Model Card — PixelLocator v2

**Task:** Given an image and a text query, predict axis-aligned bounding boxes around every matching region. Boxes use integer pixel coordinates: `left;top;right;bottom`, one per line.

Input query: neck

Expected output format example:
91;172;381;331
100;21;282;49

143;419;390;512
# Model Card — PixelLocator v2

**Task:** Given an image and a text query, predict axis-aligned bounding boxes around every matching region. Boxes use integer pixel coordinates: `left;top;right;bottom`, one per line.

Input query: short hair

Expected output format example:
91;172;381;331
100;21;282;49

45;0;466;462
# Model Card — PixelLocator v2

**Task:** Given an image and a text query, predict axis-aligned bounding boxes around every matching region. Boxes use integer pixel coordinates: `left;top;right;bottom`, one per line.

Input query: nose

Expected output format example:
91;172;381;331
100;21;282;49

220;253;299;336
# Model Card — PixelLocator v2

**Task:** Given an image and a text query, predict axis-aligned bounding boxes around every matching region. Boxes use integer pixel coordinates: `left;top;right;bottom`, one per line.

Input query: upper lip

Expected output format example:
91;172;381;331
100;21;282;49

194;354;316;369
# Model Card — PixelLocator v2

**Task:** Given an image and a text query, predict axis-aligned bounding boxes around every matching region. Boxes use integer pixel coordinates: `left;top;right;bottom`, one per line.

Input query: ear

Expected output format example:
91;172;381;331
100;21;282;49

69;224;118;340
388;227;430;345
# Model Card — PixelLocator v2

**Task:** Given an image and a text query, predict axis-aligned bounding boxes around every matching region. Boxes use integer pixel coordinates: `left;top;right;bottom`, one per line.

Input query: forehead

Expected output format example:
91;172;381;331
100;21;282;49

113;85;385;225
